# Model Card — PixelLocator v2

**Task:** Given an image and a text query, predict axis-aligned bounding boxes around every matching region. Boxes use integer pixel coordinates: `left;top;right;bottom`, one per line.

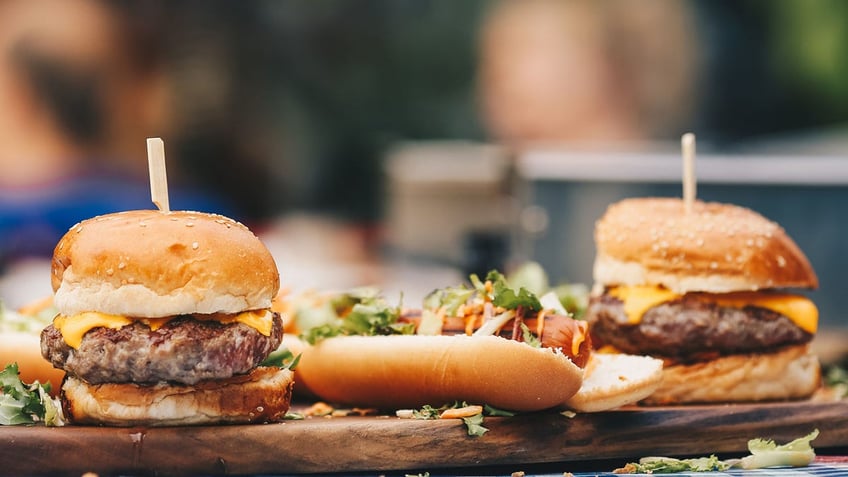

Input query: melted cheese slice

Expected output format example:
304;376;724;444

608;285;818;334
54;309;274;349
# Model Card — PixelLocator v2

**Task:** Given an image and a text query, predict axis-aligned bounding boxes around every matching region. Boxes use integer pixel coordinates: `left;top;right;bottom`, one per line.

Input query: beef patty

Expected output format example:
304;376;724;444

41;313;283;385
586;294;812;362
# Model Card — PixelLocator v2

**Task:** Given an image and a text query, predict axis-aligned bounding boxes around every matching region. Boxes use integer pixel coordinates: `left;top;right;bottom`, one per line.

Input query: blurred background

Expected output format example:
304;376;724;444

1;0;847;335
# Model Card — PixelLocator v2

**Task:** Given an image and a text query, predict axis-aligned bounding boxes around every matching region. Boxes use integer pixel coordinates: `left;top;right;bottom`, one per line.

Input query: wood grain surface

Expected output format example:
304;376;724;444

1;400;846;476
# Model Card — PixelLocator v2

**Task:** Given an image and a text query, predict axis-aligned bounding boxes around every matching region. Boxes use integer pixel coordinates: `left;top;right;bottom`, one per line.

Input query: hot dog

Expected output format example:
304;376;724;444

292;271;662;412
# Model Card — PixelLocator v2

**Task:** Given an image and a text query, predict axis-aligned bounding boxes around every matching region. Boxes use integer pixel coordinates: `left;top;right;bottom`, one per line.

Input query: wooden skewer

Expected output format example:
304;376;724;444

681;132;696;214
146;137;170;212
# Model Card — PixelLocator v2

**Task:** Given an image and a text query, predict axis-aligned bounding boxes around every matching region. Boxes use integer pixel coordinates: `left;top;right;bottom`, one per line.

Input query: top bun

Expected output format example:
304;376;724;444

593;198;817;293
52;210;279;317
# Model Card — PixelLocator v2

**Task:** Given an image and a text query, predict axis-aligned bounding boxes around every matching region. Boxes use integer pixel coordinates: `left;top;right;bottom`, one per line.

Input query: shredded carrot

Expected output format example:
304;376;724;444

536;309;546;339
440;405;483;419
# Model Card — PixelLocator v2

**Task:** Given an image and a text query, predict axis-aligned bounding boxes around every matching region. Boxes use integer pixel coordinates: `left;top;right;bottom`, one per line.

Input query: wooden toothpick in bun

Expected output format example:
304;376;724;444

586;197;820;404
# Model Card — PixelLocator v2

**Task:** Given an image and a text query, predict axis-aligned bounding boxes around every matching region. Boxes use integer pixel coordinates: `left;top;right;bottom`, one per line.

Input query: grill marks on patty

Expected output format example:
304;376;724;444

41;313;283;385
586;294;812;363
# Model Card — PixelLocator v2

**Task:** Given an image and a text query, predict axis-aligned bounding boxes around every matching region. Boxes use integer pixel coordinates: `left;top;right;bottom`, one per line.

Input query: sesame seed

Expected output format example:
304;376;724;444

192;242;199;250
186;223;195;227
118;262;126;269
106;268;114;276
777;255;787;267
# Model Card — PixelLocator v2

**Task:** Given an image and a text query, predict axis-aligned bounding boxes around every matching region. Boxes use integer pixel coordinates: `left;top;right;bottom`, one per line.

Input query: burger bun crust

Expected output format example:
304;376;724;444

51;210;279;317
643;344;820;405
61;366;294;426
593;198;818;293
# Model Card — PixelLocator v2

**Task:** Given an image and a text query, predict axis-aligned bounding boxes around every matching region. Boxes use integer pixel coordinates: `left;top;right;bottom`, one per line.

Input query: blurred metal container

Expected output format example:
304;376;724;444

515;149;848;329
384;141;514;275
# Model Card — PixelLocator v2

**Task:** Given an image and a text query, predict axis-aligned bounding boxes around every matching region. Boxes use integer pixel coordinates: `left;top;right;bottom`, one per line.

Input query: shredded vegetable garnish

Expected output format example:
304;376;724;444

613;429;819;473
403;401;516;437
0;300;56;334
299;290;411;345
0;363;64;426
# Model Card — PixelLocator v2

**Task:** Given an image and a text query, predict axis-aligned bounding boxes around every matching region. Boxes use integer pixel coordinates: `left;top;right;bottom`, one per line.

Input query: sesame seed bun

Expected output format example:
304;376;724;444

51;210;280;317
593;197;818;293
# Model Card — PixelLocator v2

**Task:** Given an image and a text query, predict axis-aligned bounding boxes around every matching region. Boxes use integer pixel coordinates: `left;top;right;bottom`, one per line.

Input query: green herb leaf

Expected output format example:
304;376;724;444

423;286;474;316
411;404;442;420
462;412;488;437
260;348;302;370
0;363;63;426
483;404;516;417
410;402;491;437
738;429;818;469
300;321;345;345
614;430;820;473
485;270;542;312
299;291;411;344
519;322;542;348
621;455;730;474
469;273;487;296
343;302;412;337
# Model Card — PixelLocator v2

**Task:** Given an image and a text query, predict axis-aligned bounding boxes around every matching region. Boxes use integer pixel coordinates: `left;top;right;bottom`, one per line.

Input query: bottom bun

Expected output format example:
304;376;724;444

0;332;65;392
642;344;820;405
564;353;664;413
297;335;584;412
62;366;294;426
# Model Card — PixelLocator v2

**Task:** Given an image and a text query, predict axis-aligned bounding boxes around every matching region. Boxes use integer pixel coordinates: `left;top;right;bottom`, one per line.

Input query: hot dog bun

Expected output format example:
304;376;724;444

296;334;584;412
0;331;65;391
564;352;663;413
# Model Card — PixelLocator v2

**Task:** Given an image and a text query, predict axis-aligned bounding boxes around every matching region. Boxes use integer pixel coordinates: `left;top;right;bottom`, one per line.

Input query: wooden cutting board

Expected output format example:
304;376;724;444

1;399;846;476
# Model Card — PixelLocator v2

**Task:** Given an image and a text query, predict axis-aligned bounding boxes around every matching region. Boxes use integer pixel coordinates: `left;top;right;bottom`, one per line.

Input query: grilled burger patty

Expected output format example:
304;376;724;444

587;294;812;362
41;313;283;385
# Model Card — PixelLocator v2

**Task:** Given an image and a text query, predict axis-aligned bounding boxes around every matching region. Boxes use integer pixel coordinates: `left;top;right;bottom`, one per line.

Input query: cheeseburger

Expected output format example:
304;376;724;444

585;197;820;404
40;210;293;426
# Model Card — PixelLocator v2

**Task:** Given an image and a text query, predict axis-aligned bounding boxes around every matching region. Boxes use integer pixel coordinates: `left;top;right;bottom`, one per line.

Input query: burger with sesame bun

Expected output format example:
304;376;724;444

585;197;820;404
40;210;293;426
